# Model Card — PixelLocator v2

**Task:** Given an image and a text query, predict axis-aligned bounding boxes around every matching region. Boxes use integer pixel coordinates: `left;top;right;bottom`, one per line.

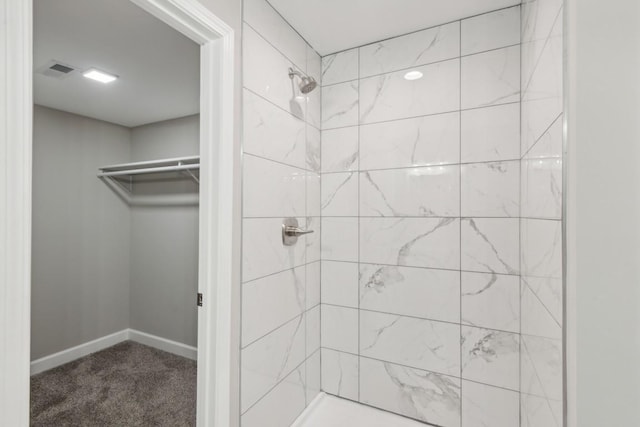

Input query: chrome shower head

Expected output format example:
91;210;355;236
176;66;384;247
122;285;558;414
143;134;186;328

288;68;318;94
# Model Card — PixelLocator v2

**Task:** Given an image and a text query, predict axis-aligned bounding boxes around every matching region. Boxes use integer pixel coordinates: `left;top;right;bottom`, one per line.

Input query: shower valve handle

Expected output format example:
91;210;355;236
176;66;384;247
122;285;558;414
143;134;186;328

282;218;314;246
284;226;314;237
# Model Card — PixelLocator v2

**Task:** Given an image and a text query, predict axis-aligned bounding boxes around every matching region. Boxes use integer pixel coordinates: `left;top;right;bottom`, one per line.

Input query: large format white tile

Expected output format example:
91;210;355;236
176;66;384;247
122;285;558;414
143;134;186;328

321;261;359;308
360;310;460;376
243;0;307;70
461;103;520;163
521;281;561;339
360;218;460;270
321;348;359;400
461;218;519;275
462;272;520;333
243;24;305;119
461;46;520;109
360;165;460;217
306;45;322;129
521;218;562;279
321;127;358;173
305;217;321;263
461;326;520;390
360;264;460;324
242;218;306;282
521;275;562;329
359;22;460;78
243;89;306;169
523;114;563;159
306;124;321;172
306;261;320;310
461;380;520;427
322;48;358;86
461;6;521;56
241;314;306;412
306;171;321;217
521;334;563;400
321;305;359;354
522;14;563;103
243;155;305;218
321;172;358;216
305;350;321;404
360;112;460;170
241;364;306;424
461;161;520;217
359;357;461;427
322;81;359;130
242;266;305;347
306;305;320;355
522;0;563;46
321;218;358;262
522;158;562;219
360;59;460;124
521;393;563;427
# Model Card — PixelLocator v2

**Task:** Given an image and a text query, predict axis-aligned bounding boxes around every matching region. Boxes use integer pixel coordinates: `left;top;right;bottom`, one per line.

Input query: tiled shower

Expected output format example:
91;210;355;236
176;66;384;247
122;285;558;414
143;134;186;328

241;0;564;425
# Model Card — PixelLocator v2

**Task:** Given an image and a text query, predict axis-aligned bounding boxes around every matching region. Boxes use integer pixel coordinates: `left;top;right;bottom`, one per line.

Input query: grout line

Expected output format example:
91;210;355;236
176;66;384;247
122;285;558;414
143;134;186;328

243;86;322;133
458;19;464;426
520;112;564;160
324;303;527;336
318;350;521;394
321;42;522;88
320;4;523;57
321;101;521;132
242;260;319;286
356;45;362;404
241;310;307;350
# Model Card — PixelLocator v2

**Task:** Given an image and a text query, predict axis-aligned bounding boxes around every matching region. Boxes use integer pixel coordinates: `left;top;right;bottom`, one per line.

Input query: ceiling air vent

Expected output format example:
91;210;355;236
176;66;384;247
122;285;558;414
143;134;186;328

38;60;77;80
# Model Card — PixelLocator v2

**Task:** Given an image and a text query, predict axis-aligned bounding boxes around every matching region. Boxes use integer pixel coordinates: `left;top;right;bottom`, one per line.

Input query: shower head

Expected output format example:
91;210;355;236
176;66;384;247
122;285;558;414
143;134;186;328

288;68;318;94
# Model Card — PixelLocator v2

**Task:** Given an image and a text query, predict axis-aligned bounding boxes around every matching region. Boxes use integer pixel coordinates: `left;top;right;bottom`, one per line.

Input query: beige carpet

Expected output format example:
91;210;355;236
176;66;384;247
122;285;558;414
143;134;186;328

30;341;196;426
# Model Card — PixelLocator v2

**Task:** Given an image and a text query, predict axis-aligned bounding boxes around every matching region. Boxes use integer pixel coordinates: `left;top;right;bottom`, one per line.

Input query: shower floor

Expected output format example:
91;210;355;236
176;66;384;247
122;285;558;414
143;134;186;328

292;393;427;427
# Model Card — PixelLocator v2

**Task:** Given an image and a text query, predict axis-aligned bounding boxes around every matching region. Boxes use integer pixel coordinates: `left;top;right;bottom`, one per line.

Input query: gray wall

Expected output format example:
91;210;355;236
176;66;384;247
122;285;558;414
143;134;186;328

31;105;131;360
129;115;199;347
567;0;640;426
32;109;200;359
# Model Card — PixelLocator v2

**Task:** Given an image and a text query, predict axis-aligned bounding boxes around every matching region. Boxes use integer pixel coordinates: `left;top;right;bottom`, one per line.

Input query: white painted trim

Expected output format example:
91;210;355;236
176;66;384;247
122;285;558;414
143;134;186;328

1;0;238;425
0;0;33;425
30;330;129;375
128;329;197;360
30;329;197;376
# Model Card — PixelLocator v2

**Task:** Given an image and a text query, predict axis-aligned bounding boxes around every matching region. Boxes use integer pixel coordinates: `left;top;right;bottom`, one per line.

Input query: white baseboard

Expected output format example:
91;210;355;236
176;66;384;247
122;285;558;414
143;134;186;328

31;329;197;375
30;330;129;375
128;329;197;361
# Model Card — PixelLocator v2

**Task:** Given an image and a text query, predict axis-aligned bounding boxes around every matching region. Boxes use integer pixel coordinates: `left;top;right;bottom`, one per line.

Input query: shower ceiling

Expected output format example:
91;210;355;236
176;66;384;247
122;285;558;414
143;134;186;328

267;0;521;55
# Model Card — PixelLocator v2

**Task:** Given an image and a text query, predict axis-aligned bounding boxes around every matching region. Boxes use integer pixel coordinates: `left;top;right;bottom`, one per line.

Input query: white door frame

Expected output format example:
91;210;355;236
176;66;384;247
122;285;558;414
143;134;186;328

0;0;237;425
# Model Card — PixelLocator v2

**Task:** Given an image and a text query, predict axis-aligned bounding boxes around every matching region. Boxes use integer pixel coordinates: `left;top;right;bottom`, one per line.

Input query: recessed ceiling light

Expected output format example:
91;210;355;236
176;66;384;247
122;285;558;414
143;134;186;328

404;70;423;81
83;68;118;84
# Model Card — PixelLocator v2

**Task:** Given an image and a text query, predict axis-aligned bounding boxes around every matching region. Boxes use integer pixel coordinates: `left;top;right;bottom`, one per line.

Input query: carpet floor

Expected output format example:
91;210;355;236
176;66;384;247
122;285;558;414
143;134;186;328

30;341;196;426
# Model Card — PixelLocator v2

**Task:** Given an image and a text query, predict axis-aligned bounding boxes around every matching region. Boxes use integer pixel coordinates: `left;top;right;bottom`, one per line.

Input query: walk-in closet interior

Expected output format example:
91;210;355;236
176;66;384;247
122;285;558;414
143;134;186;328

240;0;564;426
30;0;201;424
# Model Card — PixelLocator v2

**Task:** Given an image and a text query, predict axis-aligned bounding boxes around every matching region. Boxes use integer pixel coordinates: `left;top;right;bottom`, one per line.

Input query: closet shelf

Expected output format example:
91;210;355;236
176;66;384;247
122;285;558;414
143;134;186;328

98;155;200;185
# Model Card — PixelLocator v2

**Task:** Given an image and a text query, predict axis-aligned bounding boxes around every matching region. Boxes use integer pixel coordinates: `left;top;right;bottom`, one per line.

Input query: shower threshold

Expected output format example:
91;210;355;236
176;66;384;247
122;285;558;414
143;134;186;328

292;393;428;427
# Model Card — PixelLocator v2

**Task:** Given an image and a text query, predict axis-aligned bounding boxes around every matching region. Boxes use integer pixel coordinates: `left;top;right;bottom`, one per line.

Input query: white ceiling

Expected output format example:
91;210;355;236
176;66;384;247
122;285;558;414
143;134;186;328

34;0;199;128
268;0;521;56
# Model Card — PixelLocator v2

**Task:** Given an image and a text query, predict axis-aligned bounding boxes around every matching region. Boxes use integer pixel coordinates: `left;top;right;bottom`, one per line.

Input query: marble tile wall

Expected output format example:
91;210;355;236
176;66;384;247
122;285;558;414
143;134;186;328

319;6;543;427
240;0;321;424
520;0;564;425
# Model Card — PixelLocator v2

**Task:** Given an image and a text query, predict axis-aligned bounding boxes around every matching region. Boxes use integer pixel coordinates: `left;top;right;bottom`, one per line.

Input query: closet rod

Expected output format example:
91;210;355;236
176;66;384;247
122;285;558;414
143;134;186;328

98;164;200;178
